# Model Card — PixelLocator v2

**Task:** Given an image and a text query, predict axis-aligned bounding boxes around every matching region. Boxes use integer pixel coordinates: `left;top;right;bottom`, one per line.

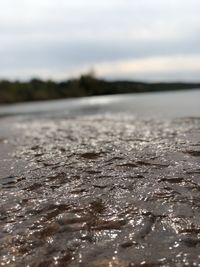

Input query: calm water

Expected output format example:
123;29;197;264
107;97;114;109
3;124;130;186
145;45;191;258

0;89;199;118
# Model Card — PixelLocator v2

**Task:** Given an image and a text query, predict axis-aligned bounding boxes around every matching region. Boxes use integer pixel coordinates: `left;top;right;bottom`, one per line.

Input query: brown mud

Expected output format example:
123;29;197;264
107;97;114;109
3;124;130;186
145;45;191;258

0;115;200;267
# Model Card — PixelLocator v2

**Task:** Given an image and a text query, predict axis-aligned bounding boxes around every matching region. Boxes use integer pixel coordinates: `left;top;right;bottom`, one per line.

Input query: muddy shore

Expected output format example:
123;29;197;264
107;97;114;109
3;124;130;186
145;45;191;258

0;114;200;266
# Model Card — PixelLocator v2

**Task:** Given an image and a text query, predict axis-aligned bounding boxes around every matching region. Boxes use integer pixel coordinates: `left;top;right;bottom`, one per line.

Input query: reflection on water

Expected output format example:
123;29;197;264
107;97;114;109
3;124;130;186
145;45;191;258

0;114;200;266
0;89;200;118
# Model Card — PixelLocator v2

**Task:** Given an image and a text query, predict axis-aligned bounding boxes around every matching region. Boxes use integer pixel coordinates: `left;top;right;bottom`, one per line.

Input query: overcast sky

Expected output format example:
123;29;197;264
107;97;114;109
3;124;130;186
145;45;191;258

1;0;200;81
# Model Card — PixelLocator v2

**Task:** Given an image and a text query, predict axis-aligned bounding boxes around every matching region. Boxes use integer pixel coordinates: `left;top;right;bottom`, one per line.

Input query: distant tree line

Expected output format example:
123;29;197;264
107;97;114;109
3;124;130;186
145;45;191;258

0;74;200;104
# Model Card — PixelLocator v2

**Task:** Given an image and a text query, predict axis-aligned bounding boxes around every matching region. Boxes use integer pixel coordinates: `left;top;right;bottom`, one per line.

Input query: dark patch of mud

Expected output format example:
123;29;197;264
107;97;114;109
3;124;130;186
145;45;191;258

0;115;200;267
183;150;200;157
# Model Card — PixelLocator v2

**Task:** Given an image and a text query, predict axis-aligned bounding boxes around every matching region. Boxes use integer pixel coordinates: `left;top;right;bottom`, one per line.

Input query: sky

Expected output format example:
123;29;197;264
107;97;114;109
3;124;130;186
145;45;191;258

0;0;200;81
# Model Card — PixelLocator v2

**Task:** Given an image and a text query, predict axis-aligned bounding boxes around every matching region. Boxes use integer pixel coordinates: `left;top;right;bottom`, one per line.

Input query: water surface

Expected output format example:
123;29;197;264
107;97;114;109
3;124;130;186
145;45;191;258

0;90;200;266
0;89;199;118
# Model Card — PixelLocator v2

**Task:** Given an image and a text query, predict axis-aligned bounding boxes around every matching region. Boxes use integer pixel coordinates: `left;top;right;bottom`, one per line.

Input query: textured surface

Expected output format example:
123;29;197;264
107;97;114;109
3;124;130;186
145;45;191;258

0;115;200;267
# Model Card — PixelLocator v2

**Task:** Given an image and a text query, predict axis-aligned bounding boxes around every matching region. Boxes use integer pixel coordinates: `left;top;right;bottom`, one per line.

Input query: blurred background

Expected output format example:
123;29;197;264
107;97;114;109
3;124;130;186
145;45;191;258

0;0;199;113
1;0;200;81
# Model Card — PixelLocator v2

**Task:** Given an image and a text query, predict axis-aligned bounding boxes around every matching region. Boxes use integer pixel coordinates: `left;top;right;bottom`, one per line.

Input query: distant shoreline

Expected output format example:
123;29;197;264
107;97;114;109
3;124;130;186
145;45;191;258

0;74;200;104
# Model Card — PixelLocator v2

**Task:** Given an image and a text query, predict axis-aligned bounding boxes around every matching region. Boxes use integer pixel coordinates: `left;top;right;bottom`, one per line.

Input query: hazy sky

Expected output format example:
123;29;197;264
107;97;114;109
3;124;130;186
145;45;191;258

1;0;200;81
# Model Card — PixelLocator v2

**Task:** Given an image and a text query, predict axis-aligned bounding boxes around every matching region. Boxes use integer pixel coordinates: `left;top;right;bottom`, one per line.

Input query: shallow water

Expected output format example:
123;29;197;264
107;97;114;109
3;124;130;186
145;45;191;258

0;113;200;266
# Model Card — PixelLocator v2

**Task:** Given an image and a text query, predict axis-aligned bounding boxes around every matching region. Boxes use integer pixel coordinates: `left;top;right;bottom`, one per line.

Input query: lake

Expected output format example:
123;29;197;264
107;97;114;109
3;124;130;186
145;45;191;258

0;89;199;118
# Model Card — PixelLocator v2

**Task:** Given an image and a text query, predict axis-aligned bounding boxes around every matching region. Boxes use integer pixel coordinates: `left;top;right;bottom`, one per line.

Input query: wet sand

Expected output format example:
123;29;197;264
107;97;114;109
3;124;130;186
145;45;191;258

0;113;200;267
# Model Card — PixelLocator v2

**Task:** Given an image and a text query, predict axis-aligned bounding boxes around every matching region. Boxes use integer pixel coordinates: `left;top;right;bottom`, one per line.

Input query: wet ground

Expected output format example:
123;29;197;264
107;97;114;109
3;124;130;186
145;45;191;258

0;113;200;267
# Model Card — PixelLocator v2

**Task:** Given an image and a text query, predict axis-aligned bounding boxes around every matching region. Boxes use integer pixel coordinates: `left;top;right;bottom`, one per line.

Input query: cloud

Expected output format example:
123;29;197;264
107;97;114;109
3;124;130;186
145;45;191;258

95;55;200;79
1;55;200;82
0;0;200;80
